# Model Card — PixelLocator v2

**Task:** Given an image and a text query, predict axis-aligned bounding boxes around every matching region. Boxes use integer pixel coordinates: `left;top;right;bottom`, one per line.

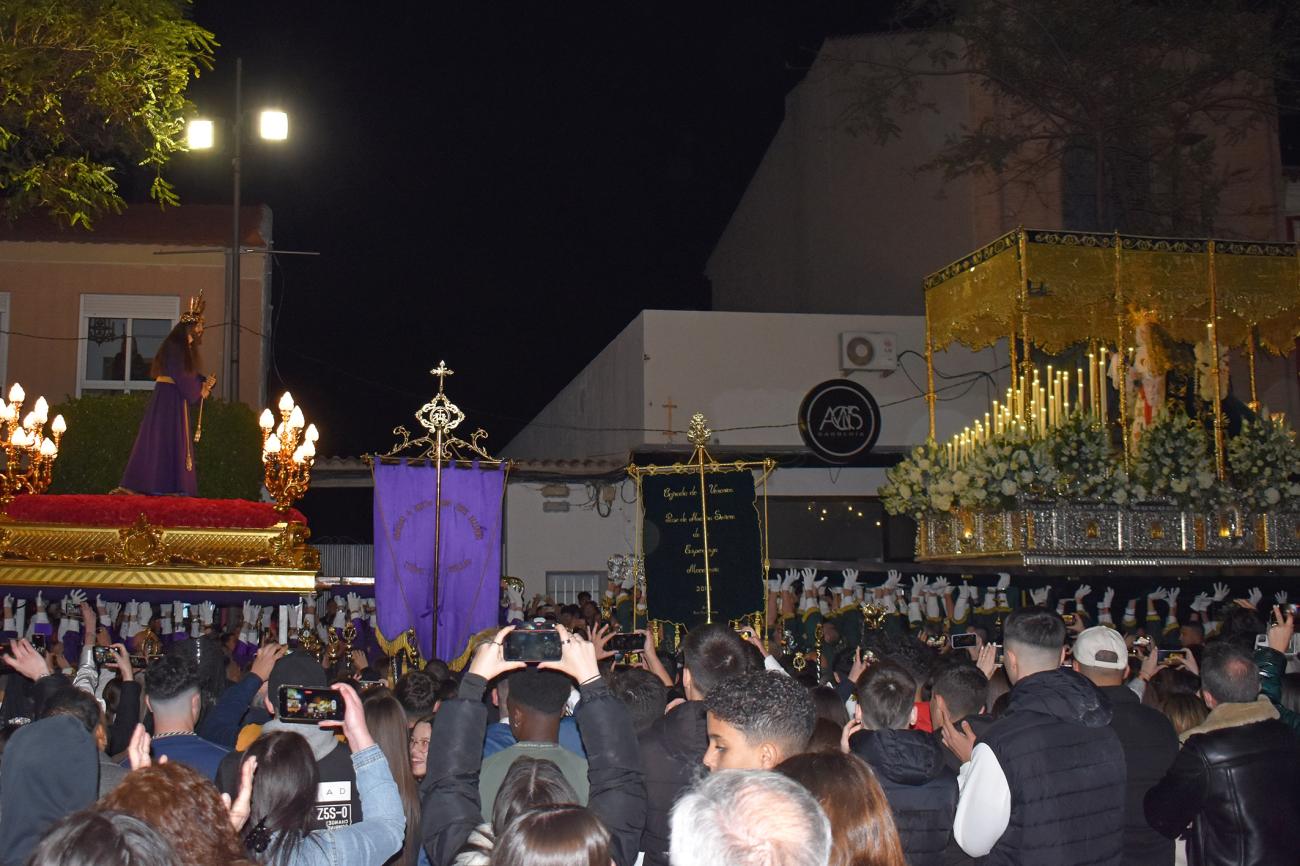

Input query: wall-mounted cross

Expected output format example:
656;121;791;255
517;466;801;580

662;396;678;442
431;360;455;394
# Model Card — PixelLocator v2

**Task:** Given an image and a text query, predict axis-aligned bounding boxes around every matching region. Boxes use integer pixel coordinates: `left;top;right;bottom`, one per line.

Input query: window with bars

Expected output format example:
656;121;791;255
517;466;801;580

544;571;604;605
77;294;179;396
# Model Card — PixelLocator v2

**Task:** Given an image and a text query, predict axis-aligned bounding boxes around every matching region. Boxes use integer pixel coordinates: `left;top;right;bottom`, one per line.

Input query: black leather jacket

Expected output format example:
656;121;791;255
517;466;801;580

1144;698;1300;866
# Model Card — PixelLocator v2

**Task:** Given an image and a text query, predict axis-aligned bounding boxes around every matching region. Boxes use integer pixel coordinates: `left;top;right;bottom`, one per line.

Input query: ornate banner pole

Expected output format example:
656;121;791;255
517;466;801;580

429;363;452;650
688;414;715;622
374;360;506;661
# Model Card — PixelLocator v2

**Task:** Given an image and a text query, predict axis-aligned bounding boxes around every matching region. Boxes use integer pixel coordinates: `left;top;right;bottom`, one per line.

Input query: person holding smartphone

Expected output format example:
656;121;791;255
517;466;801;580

233;681;405;866
215;653;363;832
1255;605;1300;736
419;624;645;866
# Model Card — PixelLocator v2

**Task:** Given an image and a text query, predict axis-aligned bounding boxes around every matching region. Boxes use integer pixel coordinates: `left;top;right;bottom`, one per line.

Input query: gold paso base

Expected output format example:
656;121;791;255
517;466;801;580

0;514;320;594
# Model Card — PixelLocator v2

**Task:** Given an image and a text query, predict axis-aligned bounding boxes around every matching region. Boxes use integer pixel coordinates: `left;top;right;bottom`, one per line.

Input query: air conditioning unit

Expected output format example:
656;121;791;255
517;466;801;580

839;331;897;372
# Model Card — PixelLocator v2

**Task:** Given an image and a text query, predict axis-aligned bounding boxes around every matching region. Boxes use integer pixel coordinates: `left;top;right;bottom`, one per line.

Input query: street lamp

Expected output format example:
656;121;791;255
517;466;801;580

185;58;287;404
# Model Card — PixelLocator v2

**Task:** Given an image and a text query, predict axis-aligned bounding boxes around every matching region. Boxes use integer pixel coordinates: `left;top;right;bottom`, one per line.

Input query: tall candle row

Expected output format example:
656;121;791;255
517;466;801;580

943;349;1115;470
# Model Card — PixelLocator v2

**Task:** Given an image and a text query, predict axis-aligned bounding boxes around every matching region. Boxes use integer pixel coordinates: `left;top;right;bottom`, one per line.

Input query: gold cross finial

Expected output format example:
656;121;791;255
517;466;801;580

687;412;711;447
431;361;454;394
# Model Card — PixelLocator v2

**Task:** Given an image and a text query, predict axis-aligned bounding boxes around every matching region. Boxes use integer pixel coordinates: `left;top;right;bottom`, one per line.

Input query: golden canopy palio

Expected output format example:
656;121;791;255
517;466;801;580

922;228;1300;450
924;229;1300;355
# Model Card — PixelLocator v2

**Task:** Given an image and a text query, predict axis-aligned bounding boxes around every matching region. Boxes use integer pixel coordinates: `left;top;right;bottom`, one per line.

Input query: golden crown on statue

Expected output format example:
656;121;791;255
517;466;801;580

180;290;206;326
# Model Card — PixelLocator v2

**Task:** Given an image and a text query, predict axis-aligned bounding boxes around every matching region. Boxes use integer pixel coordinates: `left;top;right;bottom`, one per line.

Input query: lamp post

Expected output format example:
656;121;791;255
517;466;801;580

186;57;288;404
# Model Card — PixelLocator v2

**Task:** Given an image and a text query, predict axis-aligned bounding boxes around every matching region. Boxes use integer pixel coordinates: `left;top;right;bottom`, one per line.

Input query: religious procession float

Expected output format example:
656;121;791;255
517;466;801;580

0;293;319;596
882;229;1300;569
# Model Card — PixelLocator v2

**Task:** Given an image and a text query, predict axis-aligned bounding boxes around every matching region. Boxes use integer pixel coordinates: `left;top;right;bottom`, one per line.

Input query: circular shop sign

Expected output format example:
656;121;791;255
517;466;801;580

798;379;882;464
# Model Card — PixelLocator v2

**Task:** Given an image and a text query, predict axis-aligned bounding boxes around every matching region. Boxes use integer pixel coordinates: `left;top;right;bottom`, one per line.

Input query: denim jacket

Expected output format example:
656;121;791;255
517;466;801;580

283;744;405;866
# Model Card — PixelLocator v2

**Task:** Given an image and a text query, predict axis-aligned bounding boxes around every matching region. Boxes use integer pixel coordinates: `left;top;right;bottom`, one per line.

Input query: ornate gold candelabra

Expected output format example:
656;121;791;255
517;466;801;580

297;624;322;656
260;392;318;511
0;383;66;510
323;628;342;669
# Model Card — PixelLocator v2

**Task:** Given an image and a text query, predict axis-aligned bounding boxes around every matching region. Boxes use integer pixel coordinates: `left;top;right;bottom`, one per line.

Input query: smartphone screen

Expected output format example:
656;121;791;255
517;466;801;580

29;634;46;653
278;685;344;724
1157;649;1185;664
607;633;643;653
950;633;978;649
92;645;115;666
503;629;563;662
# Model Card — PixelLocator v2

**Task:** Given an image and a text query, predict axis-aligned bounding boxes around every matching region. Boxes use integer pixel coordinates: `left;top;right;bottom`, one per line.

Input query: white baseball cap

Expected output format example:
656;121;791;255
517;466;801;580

1073;626;1129;671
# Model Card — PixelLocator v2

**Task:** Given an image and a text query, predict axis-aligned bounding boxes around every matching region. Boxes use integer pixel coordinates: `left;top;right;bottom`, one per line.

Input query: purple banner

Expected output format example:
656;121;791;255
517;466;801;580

373;462;505;660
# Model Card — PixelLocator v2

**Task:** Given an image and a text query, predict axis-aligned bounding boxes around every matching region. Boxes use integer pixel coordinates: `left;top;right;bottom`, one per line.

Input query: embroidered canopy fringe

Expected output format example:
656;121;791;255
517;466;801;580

924;229;1300;355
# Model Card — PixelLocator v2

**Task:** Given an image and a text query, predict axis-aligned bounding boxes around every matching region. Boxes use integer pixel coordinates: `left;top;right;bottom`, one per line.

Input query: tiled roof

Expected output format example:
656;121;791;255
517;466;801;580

312;455;629;485
0;204;272;247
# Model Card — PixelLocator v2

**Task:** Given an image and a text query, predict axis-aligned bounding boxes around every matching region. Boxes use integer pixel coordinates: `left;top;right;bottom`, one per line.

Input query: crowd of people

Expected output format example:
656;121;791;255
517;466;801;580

0;571;1297;866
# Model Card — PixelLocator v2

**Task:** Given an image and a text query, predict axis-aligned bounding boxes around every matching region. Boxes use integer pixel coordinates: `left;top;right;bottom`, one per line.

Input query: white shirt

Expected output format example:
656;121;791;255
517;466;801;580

952;743;1013;857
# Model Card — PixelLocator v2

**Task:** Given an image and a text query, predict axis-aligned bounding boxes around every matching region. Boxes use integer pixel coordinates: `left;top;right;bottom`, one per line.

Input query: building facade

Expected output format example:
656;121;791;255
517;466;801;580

707;33;1286;317
0;205;273;410
497;308;1005;597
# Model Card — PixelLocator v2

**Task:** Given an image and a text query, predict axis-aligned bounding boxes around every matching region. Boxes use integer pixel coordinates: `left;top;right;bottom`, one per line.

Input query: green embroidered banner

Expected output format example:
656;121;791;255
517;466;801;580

640;469;764;627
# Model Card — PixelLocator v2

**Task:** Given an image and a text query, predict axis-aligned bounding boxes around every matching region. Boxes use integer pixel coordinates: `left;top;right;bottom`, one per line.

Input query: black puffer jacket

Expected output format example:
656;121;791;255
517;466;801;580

637;700;707;866
1145;697;1300;866
851;727;958;866
978;668;1126;866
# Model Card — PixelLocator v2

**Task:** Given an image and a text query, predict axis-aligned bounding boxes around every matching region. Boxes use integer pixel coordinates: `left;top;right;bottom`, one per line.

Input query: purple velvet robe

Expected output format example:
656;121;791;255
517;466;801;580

119;344;204;496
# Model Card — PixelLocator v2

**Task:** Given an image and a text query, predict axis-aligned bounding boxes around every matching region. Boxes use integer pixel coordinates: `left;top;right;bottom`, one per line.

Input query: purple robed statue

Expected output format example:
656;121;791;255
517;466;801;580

118;305;215;497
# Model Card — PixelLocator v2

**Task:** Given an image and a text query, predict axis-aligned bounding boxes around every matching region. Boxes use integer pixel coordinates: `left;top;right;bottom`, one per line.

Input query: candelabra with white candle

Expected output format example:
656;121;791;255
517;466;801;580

0;383;66;509
259;392;318;511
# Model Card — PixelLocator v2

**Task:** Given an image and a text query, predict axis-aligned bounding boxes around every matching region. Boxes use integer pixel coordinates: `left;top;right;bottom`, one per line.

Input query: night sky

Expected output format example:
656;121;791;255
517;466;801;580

148;2;889;461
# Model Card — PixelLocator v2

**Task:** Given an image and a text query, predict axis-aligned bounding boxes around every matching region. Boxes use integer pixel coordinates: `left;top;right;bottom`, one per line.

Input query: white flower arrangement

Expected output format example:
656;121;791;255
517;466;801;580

881;441;953;519
966;434;1058;509
880;406;1297;518
1227;414;1300;511
1128;410;1221;510
1047;412;1115;500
